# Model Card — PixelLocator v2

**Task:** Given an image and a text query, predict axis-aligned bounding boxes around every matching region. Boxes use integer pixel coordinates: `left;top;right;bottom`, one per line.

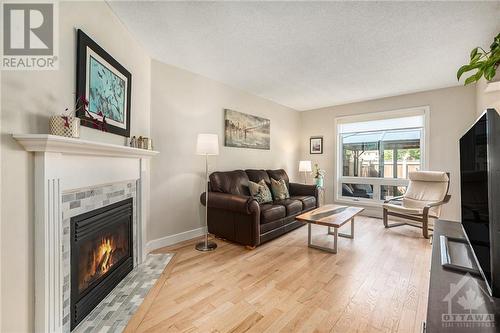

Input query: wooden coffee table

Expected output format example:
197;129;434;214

296;204;364;253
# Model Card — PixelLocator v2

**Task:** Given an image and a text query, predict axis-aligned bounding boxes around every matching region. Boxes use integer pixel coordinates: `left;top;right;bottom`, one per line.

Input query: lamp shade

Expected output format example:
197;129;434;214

299;160;312;172
196;133;219;155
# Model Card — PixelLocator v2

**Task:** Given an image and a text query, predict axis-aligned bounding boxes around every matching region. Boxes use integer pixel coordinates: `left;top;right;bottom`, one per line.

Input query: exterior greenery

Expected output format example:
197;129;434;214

457;32;500;85
384;148;421;161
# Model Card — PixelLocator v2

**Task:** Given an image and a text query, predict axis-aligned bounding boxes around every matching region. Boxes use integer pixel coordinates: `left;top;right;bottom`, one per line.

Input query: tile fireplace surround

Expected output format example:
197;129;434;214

13;134;159;333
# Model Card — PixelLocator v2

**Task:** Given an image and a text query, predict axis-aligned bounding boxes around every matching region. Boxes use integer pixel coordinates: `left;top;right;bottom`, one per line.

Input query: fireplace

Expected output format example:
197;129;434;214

70;198;134;329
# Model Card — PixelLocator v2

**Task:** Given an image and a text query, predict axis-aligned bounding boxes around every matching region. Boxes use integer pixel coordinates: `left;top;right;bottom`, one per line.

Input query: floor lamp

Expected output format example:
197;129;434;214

299;160;312;184
196;133;219;252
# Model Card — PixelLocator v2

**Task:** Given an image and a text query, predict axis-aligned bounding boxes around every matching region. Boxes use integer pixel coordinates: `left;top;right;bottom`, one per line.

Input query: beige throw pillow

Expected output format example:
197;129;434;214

249;180;273;204
271;178;290;200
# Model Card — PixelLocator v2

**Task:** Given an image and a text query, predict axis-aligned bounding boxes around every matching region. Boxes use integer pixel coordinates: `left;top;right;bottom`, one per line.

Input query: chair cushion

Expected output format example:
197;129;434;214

271;178;290;200
248;180;272;204
404;171;449;217
260;204;286;223
273;199;302;216
409;171;449;182
383;203;423;215
290;195;316;211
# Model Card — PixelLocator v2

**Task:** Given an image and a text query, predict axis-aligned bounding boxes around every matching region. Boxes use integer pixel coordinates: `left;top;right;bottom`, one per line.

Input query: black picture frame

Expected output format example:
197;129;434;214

310;137;323;154
76;29;132;137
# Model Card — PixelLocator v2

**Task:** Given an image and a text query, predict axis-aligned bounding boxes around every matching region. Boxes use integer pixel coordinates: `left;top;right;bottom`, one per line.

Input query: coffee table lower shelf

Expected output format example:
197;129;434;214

307;217;355;254
297;204;364;254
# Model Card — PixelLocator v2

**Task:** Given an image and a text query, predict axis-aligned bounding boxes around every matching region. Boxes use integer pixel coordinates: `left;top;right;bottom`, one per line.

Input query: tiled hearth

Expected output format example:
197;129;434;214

74;253;173;333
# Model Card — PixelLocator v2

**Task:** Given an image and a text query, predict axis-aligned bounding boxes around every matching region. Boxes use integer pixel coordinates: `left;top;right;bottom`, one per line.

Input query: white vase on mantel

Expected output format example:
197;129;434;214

49;115;80;138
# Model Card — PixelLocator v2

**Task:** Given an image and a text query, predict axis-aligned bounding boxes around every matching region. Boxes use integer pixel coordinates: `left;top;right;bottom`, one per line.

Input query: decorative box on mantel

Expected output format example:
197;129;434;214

12;134;159;333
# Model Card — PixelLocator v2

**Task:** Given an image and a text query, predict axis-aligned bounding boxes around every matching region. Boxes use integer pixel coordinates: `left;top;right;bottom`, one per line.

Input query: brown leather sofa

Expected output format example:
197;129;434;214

200;169;319;247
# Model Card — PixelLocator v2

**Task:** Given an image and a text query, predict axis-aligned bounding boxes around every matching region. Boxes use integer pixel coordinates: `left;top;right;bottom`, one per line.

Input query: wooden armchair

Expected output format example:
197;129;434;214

383;171;451;238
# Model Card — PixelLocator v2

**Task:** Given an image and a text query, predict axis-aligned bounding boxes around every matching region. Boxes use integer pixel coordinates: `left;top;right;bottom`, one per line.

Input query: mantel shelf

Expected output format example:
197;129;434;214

13;134;159;158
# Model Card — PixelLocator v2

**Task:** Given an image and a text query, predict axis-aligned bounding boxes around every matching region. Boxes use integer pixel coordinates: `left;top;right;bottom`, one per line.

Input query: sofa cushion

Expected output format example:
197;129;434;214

290;195;316;211
273;199;302;216
260;218;287;234
248;180;273;204
245;169;271;186
260;204;286;224
210;170;250;196
271;178;290;200
267;169;290;188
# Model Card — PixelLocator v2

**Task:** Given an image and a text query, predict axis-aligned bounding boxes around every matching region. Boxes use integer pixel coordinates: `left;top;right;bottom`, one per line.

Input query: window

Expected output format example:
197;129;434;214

336;108;428;205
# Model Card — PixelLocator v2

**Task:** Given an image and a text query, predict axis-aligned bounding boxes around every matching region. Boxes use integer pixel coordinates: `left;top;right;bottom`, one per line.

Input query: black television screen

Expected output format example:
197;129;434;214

460;113;491;287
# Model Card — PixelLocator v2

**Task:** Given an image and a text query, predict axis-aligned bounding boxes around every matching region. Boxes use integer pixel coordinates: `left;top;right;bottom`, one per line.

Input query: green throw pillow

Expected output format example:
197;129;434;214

249;180;273;204
271;178;290;200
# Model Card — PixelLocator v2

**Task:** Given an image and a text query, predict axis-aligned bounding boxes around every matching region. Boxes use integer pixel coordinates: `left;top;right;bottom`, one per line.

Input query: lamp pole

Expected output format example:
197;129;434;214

196;152;217;251
204;153;209;246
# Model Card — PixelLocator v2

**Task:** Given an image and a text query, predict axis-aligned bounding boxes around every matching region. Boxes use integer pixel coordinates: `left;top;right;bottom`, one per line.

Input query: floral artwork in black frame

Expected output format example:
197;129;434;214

76;29;131;137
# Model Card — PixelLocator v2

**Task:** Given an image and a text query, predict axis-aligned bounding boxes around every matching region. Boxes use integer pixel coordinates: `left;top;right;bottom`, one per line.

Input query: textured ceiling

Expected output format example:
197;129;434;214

108;1;500;111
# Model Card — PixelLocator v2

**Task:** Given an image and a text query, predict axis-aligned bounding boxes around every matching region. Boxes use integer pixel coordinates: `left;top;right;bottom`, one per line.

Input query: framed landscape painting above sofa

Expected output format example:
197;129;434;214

76;29;132;137
224;109;270;150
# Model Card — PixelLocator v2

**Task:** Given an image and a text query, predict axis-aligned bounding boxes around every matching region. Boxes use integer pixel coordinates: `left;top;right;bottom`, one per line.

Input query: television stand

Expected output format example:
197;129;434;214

439;235;481;277
425;220;500;332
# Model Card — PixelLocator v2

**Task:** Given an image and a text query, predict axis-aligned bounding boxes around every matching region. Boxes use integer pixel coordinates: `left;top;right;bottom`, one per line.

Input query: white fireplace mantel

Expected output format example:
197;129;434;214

13;134;159;158
13;134;158;333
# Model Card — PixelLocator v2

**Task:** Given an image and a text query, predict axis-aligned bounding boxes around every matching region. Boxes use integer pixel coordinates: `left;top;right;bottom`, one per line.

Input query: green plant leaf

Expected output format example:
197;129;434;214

457;64;472;80
471;53;482;63
464;74;477;85
457;62;485;80
470;47;479;60
459;32;500;85
485;66;496;81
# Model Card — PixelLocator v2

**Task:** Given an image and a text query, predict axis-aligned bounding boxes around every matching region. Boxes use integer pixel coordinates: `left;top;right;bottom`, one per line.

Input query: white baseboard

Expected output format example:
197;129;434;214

146;227;206;253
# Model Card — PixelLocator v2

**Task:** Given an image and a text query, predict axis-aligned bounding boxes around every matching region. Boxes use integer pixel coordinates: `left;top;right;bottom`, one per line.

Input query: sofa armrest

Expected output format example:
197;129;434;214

200;192;259;215
289;182;318;198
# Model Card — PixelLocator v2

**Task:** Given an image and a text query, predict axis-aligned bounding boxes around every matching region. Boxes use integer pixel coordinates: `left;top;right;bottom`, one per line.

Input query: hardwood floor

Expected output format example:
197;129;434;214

126;216;431;333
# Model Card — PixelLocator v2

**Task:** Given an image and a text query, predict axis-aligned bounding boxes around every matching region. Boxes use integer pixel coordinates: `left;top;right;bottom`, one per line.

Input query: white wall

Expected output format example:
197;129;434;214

149;60;300;242
477;76;500;116
0;2;151;331
298;85;477;221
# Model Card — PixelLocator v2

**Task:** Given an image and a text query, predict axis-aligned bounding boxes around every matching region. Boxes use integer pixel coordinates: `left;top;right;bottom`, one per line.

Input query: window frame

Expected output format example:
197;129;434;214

334;106;430;207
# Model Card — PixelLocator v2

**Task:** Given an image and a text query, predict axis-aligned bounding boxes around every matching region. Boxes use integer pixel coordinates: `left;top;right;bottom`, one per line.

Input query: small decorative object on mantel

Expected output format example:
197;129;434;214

130;136;138;148
310;136;323;154
76;29;132;137
457;32;499;85
312;163;326;188
129;135;153;150
141;137;153;150
49;111;80;138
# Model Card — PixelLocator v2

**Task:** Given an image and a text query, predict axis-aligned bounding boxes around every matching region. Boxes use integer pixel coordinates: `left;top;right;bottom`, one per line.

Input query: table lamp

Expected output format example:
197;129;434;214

299;160;312;184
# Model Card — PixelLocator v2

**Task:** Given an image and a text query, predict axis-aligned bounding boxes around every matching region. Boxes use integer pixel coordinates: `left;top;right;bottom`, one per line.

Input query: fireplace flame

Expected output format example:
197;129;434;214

98;238;114;272
79;235;122;292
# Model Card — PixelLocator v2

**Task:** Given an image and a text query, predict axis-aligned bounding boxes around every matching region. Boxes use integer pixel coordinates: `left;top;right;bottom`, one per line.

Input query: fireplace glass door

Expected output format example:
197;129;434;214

71;198;133;329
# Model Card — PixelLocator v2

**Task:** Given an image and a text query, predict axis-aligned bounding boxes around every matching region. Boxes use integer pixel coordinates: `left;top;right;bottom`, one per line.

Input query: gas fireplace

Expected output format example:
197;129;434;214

70;198;133;329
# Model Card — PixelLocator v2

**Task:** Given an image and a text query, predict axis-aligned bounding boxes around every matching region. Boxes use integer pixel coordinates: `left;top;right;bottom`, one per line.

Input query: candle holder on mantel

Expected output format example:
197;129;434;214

130;136;153;150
